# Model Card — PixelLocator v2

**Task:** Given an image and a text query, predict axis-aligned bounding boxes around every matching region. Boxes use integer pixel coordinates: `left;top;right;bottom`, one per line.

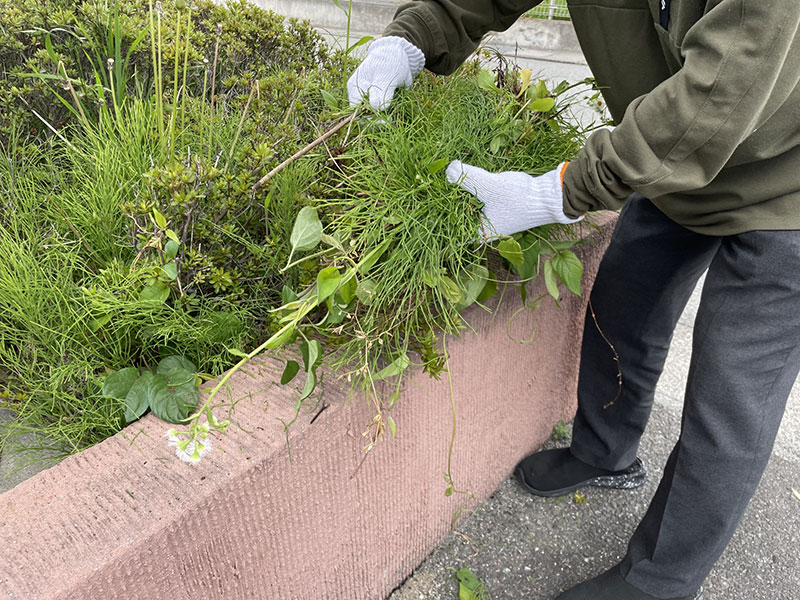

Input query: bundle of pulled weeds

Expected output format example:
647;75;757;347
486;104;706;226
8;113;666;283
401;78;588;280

258;60;596;446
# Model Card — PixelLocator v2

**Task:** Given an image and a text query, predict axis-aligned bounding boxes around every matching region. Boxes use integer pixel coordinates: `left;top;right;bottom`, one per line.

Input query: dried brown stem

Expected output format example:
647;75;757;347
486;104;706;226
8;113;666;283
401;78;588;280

252;112;357;191
588;299;623;408
59;62;90;130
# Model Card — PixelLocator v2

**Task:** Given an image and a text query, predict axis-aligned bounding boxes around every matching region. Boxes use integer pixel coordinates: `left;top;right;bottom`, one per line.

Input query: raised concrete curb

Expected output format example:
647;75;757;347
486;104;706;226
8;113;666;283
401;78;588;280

249;0;586;64
0;214;616;600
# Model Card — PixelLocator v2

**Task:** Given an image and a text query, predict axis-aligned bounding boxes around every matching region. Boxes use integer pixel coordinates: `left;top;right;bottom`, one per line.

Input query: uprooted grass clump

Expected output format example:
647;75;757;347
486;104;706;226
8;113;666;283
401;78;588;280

200;62;594;451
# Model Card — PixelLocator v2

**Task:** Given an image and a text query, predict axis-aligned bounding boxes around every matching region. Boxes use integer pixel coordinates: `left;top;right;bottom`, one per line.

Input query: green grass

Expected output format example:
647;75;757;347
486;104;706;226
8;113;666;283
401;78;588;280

0;104;250;458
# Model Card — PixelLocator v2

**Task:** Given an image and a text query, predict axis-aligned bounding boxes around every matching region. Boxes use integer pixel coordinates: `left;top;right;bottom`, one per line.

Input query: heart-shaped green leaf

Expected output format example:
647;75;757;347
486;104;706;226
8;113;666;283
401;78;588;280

103;367;139;400
147;373;198;424
373;353;410;381
156;356;197;377
281;360;300;385
298;340;323;403
289;206;323;253
551;250;584;296
121;371;153;423
544;259;559;302
497;238;524;266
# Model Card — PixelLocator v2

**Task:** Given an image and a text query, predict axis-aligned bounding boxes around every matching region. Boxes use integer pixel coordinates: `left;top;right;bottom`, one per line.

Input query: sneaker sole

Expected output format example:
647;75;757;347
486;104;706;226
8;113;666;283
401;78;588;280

515;458;648;498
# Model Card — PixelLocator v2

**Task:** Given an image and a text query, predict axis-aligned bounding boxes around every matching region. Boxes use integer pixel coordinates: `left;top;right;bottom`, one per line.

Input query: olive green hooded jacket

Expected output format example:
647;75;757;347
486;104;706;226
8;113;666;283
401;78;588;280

384;0;800;235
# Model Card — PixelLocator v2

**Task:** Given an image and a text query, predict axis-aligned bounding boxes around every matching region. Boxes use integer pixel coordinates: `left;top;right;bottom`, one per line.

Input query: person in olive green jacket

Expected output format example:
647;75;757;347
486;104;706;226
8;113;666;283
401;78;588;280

348;2;800;600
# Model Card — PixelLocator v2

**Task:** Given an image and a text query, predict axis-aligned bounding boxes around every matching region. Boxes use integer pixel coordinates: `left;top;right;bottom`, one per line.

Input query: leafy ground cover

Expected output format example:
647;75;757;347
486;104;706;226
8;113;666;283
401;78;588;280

0;0;600;464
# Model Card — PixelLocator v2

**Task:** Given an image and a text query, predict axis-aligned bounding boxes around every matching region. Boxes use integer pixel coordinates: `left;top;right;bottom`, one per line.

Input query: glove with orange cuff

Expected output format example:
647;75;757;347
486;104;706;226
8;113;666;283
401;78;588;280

445;161;583;238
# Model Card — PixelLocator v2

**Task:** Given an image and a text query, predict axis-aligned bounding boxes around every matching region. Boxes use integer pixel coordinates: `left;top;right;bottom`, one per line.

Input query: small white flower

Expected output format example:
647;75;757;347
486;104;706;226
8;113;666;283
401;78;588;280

165;428;181;445
174;437;212;464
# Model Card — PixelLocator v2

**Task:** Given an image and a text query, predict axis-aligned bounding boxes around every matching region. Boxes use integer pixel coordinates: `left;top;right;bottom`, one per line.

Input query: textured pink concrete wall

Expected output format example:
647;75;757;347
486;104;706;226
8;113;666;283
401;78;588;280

0;214;616;600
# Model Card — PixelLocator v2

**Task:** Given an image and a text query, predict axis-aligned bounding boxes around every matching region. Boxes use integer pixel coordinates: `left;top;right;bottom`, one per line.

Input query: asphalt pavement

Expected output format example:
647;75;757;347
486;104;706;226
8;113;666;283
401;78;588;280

388;275;800;600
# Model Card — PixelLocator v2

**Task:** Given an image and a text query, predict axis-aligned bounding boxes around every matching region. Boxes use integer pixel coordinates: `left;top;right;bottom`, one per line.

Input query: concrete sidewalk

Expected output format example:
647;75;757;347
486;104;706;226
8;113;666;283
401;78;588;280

389;276;800;600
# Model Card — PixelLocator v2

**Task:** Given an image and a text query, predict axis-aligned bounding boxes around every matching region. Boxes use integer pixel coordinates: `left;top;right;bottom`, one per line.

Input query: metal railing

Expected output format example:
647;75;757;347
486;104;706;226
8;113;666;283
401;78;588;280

527;0;571;20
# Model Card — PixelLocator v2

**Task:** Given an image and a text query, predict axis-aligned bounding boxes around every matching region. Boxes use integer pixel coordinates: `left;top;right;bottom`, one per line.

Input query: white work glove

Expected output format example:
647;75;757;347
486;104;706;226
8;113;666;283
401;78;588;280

446;161;583;238
347;36;426;110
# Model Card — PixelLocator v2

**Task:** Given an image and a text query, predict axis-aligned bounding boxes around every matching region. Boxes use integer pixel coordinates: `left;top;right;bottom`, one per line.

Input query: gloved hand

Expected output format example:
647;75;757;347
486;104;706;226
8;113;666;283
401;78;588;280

445;161;583;238
347;36;426;110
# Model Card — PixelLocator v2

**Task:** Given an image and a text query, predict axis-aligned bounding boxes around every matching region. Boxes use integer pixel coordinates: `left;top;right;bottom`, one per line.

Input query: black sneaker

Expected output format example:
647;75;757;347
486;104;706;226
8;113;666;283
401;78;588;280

516;448;647;497
555;564;703;600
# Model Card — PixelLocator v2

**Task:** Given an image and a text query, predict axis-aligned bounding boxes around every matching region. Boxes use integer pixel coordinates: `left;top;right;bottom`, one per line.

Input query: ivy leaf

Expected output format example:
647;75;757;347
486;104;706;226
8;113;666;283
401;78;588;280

281;284;297;305
537;80;550;97
456;264;489;309
147;373;199;424
89;313;112;332
456;568;483;600
281;360;300;385
225;346;250;359
298;340;323;403
317;266;341;302
541;240;579;254
476;277;498;303
489;134;508;154
497;238;524;266
421;268;442;288
264;323;295;350
551;250;583;296
373;353;410;381
122;371;155;423
289;206;323;253
544;259;560;302
338;274;357;304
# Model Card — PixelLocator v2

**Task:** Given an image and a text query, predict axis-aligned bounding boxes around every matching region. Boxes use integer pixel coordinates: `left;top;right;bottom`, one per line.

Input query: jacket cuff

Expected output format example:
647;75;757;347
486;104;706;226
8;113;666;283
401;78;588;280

562;143;631;217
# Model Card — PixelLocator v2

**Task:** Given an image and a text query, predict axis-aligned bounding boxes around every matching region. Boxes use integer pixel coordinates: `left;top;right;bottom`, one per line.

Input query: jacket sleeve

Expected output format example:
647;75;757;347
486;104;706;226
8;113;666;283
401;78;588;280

563;0;800;216
383;1;544;75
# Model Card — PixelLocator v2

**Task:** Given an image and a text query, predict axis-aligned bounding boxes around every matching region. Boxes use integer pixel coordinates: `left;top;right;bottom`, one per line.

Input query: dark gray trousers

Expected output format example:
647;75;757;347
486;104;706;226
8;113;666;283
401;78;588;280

569;196;800;598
